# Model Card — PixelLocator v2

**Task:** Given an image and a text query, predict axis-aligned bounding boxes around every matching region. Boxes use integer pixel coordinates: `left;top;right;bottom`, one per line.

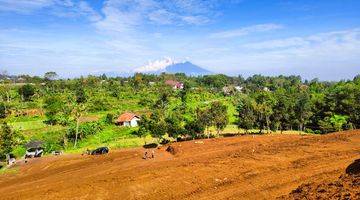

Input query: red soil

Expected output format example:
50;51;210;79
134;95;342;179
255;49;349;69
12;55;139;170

0;130;359;200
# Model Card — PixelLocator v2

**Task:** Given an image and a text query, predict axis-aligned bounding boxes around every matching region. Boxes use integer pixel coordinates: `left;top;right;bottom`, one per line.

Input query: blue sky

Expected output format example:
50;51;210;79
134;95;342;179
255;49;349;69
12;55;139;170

0;0;359;80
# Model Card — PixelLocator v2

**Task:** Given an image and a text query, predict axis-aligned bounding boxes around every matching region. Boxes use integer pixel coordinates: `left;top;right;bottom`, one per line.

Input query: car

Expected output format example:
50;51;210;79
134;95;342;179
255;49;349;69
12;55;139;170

25;147;44;159
90;147;109;155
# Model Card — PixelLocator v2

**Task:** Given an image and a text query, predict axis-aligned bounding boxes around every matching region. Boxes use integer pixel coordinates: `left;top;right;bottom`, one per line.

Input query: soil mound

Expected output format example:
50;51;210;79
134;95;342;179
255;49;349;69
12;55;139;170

165;145;178;155
346;159;360;175
280;159;360;200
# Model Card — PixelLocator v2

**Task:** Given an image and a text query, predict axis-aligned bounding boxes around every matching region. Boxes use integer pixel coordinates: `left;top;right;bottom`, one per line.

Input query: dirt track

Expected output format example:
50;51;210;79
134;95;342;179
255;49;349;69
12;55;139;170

0;130;359;200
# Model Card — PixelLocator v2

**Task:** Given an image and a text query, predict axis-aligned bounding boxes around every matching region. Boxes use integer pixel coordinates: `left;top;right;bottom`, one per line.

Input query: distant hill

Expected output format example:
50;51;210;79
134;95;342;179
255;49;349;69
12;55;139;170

92;59;212;77
164;61;211;76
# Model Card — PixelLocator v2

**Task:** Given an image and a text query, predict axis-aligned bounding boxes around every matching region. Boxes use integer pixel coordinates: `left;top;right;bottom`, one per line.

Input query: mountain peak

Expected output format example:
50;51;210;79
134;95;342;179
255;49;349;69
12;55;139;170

134;58;211;76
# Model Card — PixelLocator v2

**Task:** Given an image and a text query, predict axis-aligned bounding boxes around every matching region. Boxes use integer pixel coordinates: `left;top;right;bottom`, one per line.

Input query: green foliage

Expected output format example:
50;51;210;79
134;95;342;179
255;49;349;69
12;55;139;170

31;130;64;153
104;113;114;124
236;95;256;132
0;123;24;160
184;119;205;138
75;87;87;104
43;94;71;125
319;115;348;133
66;121;103;143
0;102;6;118
18;84;35;101
330;115;348;131
44;72;58;81
2;73;360;155
209;101;228;134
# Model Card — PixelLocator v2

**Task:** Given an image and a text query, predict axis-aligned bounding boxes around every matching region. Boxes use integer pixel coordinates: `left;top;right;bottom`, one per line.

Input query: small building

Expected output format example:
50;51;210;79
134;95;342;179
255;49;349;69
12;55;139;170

234;86;243;92
165;80;184;90
116;112;140;127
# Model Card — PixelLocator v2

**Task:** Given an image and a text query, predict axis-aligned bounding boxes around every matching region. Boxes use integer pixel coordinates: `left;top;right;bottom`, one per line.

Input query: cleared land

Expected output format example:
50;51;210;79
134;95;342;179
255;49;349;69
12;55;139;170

0;130;359;200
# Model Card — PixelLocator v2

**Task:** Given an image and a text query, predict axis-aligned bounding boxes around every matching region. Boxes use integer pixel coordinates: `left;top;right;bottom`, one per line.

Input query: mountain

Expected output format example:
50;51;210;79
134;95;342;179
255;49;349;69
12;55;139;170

134;58;212;76
165;61;211;76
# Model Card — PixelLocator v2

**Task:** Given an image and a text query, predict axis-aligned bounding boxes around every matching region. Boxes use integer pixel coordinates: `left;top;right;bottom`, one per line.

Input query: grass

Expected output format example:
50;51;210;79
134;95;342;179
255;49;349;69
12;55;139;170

66;125;156;153
0;167;19;175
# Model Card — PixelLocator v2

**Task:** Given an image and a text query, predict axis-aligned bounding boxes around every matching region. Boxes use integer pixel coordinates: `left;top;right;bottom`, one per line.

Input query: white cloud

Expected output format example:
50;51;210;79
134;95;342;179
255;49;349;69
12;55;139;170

209;23;284;39
0;0;100;22
198;28;360;80
0;0;55;13
134;57;176;73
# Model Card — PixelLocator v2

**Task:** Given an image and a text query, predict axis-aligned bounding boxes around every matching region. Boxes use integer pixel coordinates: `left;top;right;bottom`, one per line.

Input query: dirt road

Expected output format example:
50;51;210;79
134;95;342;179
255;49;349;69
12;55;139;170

0;130;359;200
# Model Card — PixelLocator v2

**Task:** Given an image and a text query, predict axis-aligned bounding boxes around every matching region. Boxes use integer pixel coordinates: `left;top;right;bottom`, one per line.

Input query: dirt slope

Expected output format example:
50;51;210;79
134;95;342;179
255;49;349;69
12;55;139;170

279;159;360;199
0;130;359;200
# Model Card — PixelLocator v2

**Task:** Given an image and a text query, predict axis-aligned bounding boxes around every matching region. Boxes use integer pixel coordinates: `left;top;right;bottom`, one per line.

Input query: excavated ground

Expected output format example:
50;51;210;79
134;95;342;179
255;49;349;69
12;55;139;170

0;130;359;200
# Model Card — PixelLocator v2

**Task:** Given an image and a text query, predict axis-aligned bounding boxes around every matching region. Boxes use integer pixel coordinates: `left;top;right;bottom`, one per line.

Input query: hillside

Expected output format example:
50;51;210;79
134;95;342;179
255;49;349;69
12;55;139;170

0;130;359;199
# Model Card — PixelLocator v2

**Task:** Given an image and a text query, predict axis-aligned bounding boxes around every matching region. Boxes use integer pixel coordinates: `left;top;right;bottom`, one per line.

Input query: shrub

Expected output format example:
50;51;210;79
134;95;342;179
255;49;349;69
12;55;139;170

304;128;314;134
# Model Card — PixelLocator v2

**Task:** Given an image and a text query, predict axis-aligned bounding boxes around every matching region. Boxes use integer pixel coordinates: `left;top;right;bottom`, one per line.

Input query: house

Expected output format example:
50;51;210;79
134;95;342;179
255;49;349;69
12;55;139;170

116;112;140;127
165;80;184;90
234;86;243;92
263;87;270;92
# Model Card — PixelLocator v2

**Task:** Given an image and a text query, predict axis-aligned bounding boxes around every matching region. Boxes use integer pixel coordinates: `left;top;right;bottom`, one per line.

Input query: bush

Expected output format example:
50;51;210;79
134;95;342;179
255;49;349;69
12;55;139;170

104;113;114;124
18;84;35;101
304;128;314;134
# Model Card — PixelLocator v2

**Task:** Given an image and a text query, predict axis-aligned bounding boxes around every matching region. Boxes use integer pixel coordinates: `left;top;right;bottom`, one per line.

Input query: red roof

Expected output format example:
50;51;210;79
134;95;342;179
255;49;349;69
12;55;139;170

116;113;139;123
165;80;179;86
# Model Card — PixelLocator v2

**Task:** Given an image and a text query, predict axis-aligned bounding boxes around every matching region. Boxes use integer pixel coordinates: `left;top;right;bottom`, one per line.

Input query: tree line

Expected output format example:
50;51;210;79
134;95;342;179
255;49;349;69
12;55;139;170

1;72;360;159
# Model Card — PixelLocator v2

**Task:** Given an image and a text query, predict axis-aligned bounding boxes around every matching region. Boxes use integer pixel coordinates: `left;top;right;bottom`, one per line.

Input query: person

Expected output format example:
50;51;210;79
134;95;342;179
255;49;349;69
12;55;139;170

143;151;148;160
151;150;155;159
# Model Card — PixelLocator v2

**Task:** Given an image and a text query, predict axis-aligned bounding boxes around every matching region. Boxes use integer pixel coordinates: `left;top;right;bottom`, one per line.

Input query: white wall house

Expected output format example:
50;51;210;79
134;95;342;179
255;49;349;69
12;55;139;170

116;113;140;127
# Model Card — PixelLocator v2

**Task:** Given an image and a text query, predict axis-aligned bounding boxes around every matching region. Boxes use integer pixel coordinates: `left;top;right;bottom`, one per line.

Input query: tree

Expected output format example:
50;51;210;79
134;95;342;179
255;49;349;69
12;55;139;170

75;87;87;104
253;91;275;133
0;102;6;118
295;91;313;131
209;101;228;135
272;89;291;133
330;115;348;132
105;113;114;124
0;123;23;160
72;104;86;148
44;72;58;81
18;84;35;101
165;112;185;139
154;90;170;110
135;115;151;144
43;95;63;125
236;95;256;133
184;119;205;139
196;108;213;137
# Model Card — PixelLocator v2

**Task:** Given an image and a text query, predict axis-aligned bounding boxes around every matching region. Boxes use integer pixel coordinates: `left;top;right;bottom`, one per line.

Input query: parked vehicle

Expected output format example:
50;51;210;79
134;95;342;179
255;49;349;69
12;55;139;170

90;147;109;155
6;154;16;166
25;147;44;159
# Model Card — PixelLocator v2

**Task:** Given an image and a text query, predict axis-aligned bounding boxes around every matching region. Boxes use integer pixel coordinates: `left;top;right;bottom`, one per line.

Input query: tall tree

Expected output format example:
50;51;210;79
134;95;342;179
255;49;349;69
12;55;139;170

236;95;256;133
44;72;58;81
72;104;86;148
0;123;23;159
209;101;228;135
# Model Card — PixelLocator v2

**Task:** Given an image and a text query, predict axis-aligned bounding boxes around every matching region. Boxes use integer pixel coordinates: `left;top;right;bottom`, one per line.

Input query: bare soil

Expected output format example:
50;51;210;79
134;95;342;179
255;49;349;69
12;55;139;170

0;130;359;200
